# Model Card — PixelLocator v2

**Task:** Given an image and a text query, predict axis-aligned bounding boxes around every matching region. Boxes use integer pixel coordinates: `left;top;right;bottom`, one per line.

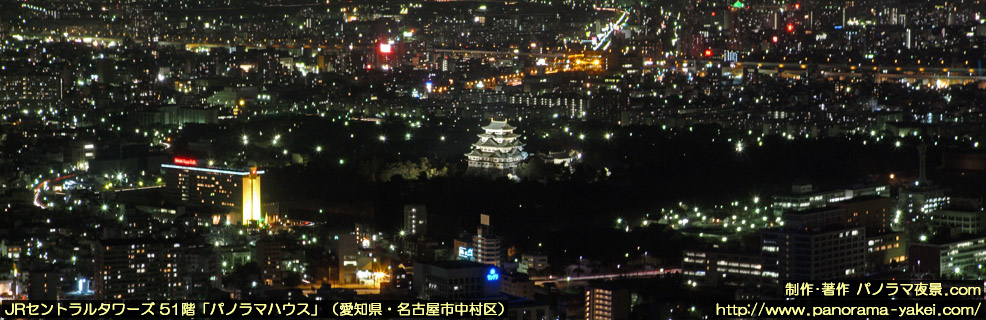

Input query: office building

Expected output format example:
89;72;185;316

772;184;889;214
899;185;950;217
830;196;894;230
413;261;502;300
865;232;907;271
910;235;986;278
929;209;986;234
762;208;866;281
682;249;763;287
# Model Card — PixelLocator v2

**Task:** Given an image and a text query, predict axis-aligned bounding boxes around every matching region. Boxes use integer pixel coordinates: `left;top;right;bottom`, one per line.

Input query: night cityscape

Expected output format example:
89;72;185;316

1;0;986;319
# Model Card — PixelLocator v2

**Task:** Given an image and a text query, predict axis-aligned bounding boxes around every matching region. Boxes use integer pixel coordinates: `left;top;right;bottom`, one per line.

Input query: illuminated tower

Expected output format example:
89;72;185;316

242;166;262;225
465;119;528;176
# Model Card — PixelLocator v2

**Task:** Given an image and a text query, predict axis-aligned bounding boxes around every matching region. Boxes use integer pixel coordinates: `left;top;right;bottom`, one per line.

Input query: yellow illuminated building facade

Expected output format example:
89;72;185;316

242;167;263;225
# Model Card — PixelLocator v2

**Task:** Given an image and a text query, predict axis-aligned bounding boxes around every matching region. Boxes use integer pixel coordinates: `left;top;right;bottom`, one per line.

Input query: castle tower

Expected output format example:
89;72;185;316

465;119;528;176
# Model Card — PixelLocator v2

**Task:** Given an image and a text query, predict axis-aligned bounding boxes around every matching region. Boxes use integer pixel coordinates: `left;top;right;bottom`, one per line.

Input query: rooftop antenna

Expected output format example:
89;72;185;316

918;143;929;185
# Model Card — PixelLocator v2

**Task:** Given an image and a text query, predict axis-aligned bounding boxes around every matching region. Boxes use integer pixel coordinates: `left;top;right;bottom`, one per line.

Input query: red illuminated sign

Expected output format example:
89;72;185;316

379;43;392;53
174;157;197;166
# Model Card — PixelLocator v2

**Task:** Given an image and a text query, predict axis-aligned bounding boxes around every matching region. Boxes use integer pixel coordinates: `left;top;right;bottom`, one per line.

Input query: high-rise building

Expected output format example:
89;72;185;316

413;261;501;300
94;238;184;300
27;268;60;300
404;205;427;236
585;283;631;320
162;157;264;225
257;238;283;286
474;214;501;267
465;119;528;175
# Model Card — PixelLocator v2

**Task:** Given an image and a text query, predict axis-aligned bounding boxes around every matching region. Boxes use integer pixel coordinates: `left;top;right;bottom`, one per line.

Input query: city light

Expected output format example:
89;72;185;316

8;0;986;310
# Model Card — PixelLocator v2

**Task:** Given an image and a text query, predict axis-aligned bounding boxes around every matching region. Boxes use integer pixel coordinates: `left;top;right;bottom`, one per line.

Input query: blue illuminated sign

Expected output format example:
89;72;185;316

486;268;499;281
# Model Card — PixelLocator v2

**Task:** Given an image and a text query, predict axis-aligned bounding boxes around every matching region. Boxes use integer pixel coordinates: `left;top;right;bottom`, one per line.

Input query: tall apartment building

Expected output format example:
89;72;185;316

94;238;184;299
585;283;631;320
473;214;501;267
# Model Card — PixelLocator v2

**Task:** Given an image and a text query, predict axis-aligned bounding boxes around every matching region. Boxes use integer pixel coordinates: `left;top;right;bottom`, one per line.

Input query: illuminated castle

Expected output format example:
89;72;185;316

465;119;528;175
162;157;264;225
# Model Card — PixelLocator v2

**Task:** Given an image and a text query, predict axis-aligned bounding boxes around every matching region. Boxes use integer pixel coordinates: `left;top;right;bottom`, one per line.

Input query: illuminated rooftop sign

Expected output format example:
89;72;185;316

486;268;499;281
173;157;197;166
162;164;265;176
458;247;474;260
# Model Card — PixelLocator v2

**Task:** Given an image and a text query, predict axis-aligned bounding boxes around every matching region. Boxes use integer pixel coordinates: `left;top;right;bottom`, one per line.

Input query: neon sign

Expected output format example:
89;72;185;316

486;268;499;281
458;247;474;260
174;157;197;166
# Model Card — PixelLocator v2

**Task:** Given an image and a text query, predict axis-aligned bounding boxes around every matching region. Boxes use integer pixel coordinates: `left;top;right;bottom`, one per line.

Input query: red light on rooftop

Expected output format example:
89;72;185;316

174;157;197;166
711;12;716;17
787;24;794;32
795;3;800;9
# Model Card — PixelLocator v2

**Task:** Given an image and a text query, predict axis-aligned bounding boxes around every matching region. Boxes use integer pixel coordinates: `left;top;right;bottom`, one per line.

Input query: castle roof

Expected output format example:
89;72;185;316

482;120;516;131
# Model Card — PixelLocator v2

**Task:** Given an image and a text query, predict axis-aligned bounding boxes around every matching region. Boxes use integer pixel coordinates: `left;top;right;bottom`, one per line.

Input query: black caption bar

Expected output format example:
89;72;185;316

782;280;985;299
0;300;507;318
